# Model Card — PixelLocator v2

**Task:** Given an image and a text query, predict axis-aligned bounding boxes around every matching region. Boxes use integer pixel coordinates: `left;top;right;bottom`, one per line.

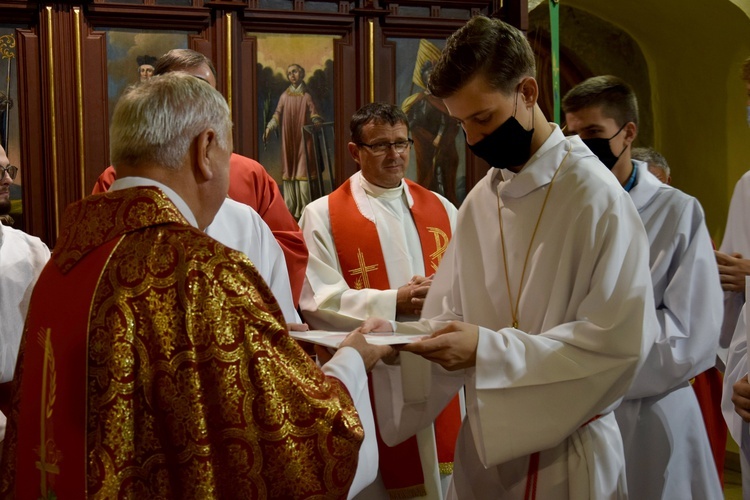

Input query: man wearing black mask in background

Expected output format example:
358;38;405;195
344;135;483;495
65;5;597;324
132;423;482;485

563;75;723;499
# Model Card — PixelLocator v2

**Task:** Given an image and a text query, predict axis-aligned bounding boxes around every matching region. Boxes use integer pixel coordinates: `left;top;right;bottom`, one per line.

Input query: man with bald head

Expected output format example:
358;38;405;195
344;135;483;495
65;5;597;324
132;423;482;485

0;72;388;498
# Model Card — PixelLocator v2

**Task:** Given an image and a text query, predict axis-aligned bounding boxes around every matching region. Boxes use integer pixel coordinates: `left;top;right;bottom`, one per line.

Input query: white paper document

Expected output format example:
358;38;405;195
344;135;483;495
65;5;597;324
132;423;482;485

289;330;425;349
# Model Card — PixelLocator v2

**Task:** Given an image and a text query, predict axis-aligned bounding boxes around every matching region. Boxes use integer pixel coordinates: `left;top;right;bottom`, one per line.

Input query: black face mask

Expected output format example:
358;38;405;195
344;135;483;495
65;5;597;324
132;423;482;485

581;123;627;170
466;93;534;170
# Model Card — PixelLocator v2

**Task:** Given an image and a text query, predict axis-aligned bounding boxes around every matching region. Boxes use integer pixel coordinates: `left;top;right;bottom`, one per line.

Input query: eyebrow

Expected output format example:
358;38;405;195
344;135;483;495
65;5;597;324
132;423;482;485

454;108;492;124
570;124;605;135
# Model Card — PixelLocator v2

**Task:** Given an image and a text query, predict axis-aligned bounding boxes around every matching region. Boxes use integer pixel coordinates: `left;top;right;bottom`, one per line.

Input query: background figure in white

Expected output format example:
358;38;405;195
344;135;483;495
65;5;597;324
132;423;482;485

632;146;671;185
563;75;723;499
300;102;458;499
0;144;50;454
264;64;323;219
369;16;657;499
716;57;750;359
721;55;750;498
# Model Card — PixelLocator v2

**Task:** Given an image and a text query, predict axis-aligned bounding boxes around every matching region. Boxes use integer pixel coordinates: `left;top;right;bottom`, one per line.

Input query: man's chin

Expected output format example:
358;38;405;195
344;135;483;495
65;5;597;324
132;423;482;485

0;200;11;216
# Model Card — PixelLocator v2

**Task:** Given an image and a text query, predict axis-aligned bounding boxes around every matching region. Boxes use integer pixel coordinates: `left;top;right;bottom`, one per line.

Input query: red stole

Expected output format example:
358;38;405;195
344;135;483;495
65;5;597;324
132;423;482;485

329;177;461;497
12;236;120;499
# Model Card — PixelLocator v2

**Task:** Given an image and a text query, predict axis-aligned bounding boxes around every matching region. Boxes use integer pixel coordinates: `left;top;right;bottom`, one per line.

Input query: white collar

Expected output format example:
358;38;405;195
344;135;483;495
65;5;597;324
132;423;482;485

109;176;199;228
349;171;413;223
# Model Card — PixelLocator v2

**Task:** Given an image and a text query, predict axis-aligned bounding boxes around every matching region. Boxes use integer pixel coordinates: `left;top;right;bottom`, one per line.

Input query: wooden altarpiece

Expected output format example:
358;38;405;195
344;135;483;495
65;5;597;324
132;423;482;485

0;0;531;246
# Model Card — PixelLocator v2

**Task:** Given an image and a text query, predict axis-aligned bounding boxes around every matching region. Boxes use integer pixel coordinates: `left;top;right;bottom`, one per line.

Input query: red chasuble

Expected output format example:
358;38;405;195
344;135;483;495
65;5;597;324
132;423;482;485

0;187;362;499
329;177;462;498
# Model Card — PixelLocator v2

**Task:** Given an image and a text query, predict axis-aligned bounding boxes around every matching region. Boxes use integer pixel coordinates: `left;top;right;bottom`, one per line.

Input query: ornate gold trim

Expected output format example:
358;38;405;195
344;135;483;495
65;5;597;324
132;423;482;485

46;6;59;235
73;7;85;199
225;12;232;119
368;19;374;103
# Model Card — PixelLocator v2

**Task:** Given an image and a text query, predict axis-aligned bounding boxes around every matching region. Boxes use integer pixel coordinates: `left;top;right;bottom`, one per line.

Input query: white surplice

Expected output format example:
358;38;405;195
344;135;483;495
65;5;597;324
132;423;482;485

722;302;750;497
299;172;458;500
719;170;750;350
372;125;658;499
614;161;722;499
109;177;377;498
0;223;50;444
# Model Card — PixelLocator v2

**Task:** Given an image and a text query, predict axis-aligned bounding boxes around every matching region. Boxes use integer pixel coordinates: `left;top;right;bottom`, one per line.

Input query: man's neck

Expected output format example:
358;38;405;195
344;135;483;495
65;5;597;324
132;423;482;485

529;106;555;159
612;153;634;186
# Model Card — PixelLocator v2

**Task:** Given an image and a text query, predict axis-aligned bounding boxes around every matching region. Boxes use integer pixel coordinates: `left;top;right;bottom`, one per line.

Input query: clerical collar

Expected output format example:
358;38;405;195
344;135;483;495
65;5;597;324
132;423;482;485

359;174;404;200
623;162;638;192
287;83;306;96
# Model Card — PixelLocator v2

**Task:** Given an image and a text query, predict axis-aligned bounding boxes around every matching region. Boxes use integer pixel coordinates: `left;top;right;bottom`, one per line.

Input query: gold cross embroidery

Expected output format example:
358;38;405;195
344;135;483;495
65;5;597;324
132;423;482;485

427;227;449;272
348;248;378;289
36;327;60;498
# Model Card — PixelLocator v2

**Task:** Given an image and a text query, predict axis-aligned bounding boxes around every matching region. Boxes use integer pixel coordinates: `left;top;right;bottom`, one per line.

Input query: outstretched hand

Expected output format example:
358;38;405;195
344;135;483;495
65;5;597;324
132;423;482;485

360;317;393;334
337;328;397;372
401;321;478;371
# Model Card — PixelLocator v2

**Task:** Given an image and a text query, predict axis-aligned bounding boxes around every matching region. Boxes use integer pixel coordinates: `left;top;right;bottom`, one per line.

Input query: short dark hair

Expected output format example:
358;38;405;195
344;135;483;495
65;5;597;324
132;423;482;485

350;102;410;144
562;75;639;127
742;57;750;83
428;15;536;99
137;55;157;67
153;49;218;79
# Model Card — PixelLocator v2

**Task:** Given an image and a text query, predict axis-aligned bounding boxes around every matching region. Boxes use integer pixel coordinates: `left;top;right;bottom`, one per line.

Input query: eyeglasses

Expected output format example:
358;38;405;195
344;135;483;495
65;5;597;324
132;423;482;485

0;165;18;180
357;139;413;156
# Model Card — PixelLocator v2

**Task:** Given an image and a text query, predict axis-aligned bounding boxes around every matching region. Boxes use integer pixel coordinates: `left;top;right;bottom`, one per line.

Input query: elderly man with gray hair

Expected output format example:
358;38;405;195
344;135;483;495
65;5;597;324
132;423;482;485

0;72;388;499
632;146;671;185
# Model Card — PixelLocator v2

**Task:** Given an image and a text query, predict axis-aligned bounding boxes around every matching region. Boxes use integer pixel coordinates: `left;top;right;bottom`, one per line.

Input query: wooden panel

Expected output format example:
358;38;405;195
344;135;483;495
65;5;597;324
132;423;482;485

15;28;52;243
80;25;109;195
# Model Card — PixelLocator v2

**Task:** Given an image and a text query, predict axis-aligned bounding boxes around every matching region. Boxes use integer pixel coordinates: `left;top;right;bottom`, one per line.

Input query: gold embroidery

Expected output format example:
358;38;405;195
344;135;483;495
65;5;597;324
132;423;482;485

35;327;60;499
348;248;378;289
427;226;449;272
0;188;365;497
79;189;363;497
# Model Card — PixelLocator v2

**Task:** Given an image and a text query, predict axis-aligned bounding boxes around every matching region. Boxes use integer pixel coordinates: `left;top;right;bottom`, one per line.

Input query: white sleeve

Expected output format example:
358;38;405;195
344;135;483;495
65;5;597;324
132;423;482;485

723;302;749;446
0;230;50;383
371;349;464;447
298;199;397;331
416;188;656;467
321;347;378;499
206;200;300;324
626;198;722;398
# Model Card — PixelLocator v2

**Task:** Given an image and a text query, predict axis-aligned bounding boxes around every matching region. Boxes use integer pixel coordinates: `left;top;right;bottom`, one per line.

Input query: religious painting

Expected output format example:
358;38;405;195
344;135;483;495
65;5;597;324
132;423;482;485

392;37;467;205
104;29;189;122
0;27;22;229
251;32;339;220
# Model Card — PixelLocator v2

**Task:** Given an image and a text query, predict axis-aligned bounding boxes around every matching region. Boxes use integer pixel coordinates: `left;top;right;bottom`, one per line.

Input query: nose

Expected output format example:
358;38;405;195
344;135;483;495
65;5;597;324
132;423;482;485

0;171;11;185
463;125;482;147
385;144;401;158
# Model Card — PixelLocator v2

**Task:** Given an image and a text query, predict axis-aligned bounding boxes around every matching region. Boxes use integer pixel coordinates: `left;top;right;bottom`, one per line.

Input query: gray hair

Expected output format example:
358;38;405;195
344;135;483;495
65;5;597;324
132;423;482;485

632;146;670;177
110;72;232;171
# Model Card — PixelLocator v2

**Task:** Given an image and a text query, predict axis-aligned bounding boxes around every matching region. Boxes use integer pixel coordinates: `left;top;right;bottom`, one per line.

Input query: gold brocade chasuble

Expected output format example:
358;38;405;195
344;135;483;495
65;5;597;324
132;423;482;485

0;187;364;499
329;178;460;499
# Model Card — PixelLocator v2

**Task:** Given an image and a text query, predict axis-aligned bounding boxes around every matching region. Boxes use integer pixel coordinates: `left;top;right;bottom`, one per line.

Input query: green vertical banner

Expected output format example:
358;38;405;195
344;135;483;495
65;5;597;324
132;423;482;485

549;0;561;124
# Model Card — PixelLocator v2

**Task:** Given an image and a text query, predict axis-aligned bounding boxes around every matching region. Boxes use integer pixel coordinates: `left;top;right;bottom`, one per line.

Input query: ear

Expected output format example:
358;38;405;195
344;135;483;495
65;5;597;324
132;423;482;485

347;142;361;166
195;128;218;182
518;77;539;108
622;122;638;147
